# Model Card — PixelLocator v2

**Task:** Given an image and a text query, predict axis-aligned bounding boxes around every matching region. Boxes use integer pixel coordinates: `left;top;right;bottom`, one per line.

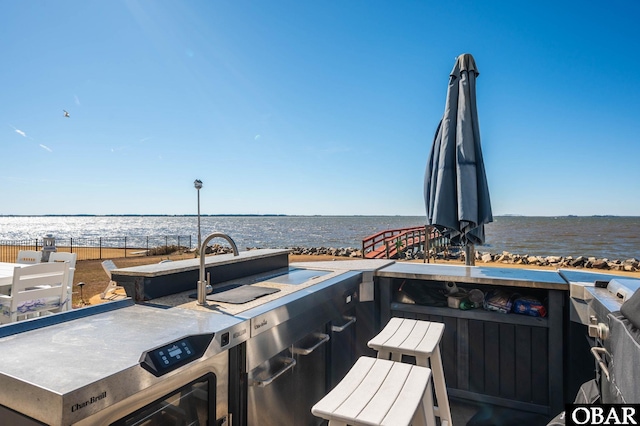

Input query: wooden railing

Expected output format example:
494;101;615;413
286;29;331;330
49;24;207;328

361;226;450;261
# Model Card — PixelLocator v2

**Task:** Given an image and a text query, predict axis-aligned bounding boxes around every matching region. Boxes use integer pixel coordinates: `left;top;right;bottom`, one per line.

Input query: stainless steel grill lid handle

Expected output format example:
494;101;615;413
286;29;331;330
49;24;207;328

590;347;610;381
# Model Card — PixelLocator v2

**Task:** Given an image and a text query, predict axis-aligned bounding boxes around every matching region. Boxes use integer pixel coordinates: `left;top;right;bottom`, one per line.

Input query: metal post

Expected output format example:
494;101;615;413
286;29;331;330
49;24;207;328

194;179;203;255
198;189;201;250
465;243;475;266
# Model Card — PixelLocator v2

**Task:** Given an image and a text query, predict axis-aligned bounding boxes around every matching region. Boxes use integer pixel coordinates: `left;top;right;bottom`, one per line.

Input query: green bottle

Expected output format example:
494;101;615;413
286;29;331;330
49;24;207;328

459;299;474;310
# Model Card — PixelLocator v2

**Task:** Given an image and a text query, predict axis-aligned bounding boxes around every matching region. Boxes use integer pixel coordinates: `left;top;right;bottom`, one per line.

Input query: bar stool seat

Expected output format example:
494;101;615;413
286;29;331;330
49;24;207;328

368;318;452;426
312;356;436;426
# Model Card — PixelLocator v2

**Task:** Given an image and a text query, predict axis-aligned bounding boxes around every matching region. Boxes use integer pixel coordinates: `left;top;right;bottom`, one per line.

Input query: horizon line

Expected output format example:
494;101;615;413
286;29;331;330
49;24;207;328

0;214;636;218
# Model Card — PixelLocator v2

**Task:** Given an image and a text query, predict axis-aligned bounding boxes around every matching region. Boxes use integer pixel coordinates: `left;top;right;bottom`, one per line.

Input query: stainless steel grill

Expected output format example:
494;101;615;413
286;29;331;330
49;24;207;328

584;278;640;404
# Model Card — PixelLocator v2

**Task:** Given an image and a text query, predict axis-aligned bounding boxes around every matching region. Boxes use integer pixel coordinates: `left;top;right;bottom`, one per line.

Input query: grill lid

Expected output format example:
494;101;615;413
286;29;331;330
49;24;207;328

607;278;640;302
620;283;640;330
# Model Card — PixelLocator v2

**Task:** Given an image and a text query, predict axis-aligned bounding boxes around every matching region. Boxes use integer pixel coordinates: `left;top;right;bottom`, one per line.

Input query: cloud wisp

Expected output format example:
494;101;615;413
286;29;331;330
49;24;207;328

9;124;53;152
9;125;27;138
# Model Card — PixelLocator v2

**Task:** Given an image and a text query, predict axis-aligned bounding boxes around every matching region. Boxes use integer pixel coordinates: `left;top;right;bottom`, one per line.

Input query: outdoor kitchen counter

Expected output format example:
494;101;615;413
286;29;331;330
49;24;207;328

111;249;290;277
289;259;394;271
375;262;569;417
376;262;568;290
148;268;348;316
149;259;394;316
111;249;290;301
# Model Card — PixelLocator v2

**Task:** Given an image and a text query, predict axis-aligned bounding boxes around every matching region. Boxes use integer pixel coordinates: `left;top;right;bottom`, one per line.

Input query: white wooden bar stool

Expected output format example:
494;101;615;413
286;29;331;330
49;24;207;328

312;356;436;426
368;318;452;426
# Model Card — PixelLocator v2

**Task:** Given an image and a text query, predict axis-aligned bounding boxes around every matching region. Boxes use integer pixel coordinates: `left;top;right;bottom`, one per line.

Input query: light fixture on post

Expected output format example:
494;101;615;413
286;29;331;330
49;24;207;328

194;179;203;256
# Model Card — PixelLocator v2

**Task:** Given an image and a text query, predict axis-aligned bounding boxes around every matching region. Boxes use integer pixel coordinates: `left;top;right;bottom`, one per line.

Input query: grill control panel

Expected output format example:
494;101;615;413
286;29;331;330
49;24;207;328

139;333;214;377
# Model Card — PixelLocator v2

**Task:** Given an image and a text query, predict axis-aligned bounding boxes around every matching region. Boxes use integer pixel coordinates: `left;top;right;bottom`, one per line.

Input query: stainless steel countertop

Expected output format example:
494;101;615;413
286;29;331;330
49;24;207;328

0;303;250;425
111;248;290;277
149;267;351;316
376;262;568;289
0;304;246;395
558;269;627;286
234;270;361;322
149;259;394;316
289;259;394;271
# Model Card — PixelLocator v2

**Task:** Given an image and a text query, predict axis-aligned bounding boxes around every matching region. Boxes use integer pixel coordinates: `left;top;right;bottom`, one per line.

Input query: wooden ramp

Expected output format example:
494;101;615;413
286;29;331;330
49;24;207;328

362;226;432;259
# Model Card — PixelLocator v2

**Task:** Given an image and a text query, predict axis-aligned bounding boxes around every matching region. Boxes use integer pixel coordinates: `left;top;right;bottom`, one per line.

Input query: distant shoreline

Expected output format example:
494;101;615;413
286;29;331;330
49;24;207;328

2;216;638;261
0;214;411;218
0;214;637;218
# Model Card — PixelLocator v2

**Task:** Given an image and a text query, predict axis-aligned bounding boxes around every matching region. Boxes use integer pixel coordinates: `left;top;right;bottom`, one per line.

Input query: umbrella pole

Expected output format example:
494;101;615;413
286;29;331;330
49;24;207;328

465;243;476;266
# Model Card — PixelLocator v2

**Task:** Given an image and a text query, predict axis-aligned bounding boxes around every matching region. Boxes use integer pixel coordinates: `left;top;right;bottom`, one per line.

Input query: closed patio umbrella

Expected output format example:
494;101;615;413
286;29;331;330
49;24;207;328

424;53;493;265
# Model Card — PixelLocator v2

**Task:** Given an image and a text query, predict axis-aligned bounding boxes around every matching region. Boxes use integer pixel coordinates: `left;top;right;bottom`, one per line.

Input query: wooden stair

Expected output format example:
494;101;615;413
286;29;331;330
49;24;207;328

362;226;439;259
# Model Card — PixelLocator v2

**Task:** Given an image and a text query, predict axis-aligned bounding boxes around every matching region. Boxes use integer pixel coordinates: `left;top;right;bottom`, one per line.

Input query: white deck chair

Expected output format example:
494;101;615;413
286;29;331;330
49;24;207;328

16;250;43;264
48;252;77;310
100;260;119;299
0;262;70;324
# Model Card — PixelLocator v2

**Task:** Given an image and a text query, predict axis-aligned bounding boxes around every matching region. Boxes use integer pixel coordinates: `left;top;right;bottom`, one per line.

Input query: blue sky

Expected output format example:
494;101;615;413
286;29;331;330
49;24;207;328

2;1;639;216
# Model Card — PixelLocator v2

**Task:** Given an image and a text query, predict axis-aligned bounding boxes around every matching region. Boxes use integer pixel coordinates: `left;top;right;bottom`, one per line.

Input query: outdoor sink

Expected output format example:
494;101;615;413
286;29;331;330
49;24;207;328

189;268;330;304
262;268;330;285
192;268;332;305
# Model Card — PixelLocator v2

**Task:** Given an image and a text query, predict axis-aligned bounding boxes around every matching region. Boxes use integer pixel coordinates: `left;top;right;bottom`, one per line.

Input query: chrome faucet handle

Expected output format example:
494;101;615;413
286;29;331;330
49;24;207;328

197;232;239;306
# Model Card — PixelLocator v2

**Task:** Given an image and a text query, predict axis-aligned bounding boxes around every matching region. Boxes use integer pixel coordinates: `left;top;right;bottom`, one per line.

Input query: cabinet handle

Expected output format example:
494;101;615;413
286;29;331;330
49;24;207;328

291;333;330;355
591;347;610;381
250;357;296;387
331;316;356;333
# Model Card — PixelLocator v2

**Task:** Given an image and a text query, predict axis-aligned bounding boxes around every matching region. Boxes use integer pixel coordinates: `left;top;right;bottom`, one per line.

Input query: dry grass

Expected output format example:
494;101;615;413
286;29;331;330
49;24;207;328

73;252;195;307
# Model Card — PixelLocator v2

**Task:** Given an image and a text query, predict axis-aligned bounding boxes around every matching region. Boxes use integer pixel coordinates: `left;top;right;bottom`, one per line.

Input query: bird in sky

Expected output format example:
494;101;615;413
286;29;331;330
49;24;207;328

63;110;70;118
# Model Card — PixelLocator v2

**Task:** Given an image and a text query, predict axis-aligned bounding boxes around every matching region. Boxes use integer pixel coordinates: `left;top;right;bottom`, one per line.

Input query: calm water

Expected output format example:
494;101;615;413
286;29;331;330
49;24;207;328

482;216;640;260
0;215;638;260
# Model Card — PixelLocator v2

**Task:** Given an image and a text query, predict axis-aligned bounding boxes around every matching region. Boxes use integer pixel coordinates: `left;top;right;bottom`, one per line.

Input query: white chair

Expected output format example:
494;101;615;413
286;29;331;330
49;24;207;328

368;318;452;426
48;252;77;310
100;260;119;299
0;262;70;324
312;357;436;426
16;250;42;264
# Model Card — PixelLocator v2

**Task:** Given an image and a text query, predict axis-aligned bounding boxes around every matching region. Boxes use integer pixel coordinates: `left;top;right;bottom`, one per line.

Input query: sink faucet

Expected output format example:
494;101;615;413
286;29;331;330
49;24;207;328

198;232;239;306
